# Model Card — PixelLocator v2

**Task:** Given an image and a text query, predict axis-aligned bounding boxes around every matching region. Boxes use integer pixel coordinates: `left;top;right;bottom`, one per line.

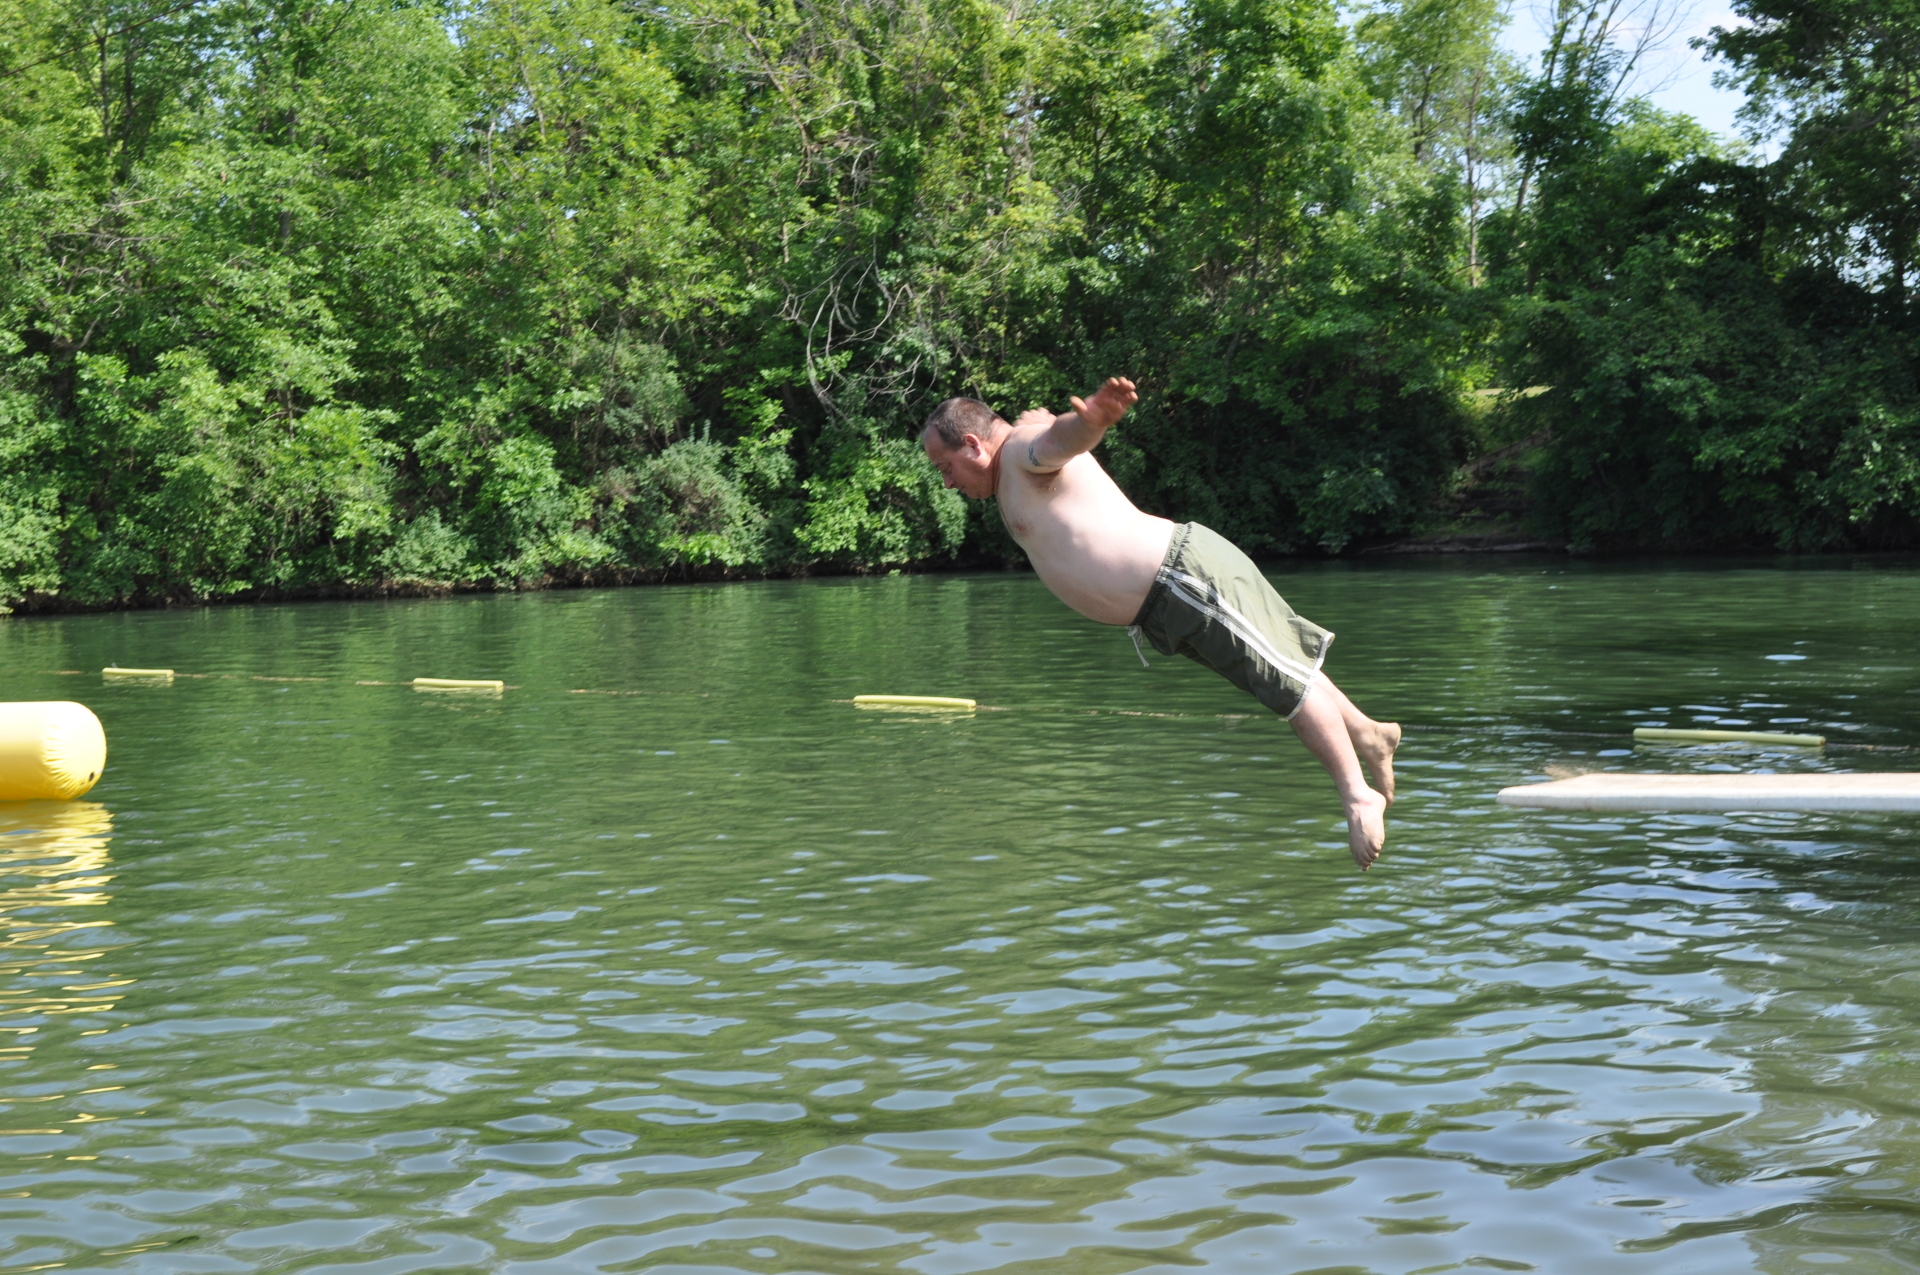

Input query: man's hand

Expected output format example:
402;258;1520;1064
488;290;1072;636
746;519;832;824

1069;377;1137;433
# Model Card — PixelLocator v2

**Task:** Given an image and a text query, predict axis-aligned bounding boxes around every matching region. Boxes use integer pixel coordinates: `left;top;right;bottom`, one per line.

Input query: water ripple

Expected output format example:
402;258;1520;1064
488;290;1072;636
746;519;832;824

5;563;1920;1270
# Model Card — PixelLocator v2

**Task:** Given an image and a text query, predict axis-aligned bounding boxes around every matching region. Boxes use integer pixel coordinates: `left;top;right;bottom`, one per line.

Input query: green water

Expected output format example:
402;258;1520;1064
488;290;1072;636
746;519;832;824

5;559;1920;1274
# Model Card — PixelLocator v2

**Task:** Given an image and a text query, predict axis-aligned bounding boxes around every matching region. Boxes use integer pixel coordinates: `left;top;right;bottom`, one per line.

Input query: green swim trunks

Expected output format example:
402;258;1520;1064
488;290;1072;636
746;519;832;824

1127;522;1334;719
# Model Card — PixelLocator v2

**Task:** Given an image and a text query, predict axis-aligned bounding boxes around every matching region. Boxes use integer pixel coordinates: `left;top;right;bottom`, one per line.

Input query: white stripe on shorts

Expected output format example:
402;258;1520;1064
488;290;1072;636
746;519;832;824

1162;569;1320;686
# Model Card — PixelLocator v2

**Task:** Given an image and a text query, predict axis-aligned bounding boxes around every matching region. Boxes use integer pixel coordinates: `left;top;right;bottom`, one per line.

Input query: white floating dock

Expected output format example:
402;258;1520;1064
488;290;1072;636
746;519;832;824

1498;772;1920;813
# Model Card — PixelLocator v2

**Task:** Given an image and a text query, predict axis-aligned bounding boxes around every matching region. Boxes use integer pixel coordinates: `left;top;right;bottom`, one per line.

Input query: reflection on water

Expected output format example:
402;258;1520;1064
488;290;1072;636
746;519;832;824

1;560;1919;1272
0;802;119;1060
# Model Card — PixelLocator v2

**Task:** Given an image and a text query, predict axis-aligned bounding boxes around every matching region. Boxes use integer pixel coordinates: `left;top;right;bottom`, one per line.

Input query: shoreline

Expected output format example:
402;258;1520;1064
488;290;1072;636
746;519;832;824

0;559;1020;617
10;539;1920;618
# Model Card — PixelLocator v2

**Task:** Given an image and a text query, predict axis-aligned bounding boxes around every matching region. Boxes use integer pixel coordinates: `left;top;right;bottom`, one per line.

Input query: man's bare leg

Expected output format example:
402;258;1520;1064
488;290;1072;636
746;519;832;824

1289;687;1387;870
1312;677;1402;804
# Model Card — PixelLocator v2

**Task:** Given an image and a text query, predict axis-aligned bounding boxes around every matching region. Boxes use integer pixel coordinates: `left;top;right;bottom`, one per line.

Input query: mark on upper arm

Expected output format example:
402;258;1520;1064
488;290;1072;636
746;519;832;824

1027;439;1041;469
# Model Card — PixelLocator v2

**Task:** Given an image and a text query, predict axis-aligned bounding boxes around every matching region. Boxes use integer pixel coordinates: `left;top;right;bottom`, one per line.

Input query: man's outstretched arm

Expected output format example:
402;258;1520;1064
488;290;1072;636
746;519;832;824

1012;377;1138;473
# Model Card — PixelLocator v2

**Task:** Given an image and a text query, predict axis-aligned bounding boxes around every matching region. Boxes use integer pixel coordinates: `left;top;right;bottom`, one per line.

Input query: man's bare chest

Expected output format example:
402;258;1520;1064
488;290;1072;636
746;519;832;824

995;471;1065;545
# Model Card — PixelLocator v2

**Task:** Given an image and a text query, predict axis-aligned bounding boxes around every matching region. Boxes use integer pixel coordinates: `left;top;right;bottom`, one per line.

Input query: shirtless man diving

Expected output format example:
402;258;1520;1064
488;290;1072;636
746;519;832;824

920;377;1400;870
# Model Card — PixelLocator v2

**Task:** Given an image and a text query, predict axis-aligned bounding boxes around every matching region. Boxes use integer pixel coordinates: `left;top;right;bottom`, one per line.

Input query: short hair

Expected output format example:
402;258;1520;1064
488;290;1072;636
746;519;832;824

921;397;1006;451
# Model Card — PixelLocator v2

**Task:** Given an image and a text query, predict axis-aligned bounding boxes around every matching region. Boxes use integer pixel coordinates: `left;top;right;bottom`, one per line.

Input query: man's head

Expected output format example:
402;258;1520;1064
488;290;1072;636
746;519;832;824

920;397;1007;499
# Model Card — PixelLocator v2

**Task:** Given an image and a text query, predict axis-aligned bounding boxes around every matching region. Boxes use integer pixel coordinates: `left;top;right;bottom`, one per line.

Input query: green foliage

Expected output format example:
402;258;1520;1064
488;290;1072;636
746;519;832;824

4;0;1918;606
798;432;969;567
0;0;1505;605
1713;0;1920;297
1036;0;1481;552
1515;238;1920;550
604;437;766;569
0;381;64;600
1495;5;1920;553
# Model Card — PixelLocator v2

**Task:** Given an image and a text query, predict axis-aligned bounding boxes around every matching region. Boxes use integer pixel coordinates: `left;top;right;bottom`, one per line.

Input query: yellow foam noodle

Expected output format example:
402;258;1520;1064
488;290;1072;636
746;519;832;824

1634;727;1825;748
412;677;505;692
0;702;107;800
102;667;173;680
854;694;976;710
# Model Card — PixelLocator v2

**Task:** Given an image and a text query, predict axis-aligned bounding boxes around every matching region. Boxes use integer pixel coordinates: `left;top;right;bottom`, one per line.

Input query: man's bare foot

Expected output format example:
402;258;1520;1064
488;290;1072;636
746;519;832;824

1353;720;1402;805
1346;787;1387;871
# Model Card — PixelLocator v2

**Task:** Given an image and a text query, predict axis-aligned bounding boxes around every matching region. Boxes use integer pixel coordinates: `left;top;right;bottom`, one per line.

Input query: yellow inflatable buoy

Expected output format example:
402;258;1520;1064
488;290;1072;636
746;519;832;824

412;677;505;692
853;695;976;710
0;702;107;800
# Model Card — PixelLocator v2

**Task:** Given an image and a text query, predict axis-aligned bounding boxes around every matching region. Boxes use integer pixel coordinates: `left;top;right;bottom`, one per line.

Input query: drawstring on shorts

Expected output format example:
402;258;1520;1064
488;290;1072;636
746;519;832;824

1126;625;1149;668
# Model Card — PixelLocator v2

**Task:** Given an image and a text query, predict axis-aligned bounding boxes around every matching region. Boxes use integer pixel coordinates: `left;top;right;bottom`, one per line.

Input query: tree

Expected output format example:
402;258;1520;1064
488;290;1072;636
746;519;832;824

1353;0;1518;282
1712;0;1920;310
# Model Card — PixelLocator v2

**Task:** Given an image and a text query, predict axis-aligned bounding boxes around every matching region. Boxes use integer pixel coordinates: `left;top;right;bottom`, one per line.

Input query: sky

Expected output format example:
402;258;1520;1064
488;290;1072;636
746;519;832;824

1498;0;1751;139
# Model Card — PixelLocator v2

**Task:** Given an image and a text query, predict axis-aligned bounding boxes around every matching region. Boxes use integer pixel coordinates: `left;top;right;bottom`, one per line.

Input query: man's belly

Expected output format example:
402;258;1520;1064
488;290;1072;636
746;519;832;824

1021;519;1176;626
